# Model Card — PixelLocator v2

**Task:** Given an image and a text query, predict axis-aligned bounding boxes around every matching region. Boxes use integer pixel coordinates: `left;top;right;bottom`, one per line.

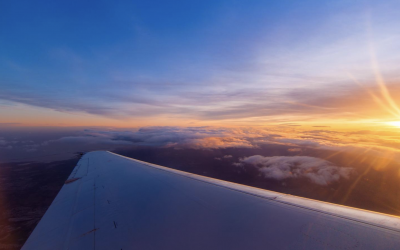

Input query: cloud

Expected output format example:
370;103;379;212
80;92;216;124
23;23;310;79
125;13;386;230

2;71;400;124
236;155;353;185
194;81;400;122
0;91;174;119
3;125;400;163
215;155;233;161
83;127;253;149
41;134;134;152
74;126;400;157
0;123;20;125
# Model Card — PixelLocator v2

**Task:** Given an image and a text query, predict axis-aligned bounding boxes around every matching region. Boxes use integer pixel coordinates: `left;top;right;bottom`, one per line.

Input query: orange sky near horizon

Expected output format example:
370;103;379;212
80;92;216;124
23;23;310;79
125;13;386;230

2;101;400;132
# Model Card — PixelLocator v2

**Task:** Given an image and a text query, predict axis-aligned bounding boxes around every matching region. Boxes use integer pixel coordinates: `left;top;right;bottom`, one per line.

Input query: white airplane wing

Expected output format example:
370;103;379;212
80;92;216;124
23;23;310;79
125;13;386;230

22;151;400;249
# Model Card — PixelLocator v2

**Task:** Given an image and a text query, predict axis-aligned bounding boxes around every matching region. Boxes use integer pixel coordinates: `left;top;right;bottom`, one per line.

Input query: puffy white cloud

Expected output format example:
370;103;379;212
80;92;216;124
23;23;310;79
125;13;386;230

236;155;353;185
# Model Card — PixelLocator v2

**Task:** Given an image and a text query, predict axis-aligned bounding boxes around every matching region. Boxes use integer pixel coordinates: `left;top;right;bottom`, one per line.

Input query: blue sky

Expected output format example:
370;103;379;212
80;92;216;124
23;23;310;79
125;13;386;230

1;0;400;126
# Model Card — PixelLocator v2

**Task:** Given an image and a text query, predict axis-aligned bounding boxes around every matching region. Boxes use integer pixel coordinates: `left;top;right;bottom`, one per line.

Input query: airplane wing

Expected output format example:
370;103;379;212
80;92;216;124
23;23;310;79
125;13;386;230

22;151;400;250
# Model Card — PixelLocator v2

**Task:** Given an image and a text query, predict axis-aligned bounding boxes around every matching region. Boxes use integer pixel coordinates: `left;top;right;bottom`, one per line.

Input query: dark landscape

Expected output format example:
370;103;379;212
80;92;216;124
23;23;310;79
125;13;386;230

0;158;79;249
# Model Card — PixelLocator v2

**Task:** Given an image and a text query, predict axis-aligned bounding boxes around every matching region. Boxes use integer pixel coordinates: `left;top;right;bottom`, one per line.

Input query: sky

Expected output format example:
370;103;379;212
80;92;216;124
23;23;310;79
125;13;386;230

1;0;400;128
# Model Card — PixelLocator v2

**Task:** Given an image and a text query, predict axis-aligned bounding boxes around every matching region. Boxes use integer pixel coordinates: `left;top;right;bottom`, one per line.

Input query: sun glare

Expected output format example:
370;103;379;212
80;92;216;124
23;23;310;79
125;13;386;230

386;121;400;128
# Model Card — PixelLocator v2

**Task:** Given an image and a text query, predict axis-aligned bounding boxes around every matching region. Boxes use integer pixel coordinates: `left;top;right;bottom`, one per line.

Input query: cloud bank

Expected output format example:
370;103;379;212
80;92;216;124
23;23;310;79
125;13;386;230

58;126;400;157
2;125;400;164
82;127;253;149
236;155;353;185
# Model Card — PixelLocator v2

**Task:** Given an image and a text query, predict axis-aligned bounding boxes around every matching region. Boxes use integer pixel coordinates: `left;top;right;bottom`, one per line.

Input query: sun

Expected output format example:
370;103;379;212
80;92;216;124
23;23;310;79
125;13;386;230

386;121;400;128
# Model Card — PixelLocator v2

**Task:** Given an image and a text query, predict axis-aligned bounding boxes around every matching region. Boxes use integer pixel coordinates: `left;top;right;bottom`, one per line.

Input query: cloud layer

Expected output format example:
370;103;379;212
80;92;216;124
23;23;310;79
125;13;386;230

2;125;400;165
53;126;400;157
83;127;253;149
236;155;353;185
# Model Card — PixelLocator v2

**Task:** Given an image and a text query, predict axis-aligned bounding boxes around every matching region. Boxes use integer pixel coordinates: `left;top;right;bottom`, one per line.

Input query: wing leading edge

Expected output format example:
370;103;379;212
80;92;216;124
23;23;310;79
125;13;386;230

22;151;400;250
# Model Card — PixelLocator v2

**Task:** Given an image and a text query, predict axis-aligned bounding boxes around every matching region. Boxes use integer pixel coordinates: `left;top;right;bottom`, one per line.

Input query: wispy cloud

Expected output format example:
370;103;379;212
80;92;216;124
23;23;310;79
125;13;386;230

1;80;400;124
